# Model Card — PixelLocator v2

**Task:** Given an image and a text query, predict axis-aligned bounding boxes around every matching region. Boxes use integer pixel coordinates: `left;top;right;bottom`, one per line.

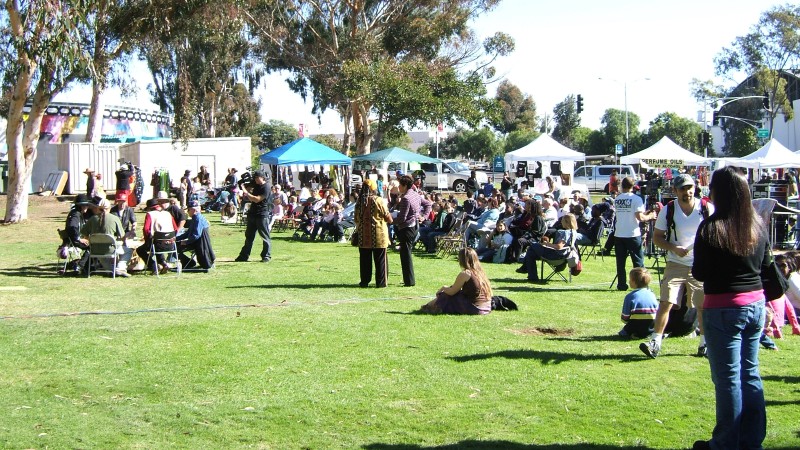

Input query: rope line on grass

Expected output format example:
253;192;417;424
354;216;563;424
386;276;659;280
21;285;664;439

0;296;435;320
0;283;611;320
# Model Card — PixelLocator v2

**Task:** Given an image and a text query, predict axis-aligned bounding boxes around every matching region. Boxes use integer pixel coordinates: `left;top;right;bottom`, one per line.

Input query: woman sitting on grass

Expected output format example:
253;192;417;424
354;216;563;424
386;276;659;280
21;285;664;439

421;248;492;315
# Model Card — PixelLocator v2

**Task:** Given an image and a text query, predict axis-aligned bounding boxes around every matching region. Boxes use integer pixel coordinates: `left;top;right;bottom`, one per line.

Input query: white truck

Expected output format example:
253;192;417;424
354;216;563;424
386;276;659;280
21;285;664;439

572;164;635;192
419;159;488;192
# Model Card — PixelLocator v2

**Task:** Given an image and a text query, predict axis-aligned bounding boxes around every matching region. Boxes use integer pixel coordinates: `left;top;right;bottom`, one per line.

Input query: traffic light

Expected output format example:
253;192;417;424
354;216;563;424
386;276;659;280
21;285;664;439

576;94;584;114
763;91;770;109
698;131;710;147
712;111;719;126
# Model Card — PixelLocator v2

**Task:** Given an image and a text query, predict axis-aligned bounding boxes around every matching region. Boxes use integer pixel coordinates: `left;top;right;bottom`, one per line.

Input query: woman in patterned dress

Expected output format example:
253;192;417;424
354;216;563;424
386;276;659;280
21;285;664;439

354;179;393;288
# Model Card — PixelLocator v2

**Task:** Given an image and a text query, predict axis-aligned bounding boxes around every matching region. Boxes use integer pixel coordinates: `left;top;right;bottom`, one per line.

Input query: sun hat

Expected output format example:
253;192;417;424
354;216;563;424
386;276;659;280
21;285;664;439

83;168;94;175
156;191;170;203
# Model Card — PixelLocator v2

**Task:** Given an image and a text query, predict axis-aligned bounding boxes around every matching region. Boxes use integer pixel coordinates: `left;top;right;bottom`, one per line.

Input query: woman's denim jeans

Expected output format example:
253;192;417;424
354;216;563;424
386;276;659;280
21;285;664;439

702;299;766;450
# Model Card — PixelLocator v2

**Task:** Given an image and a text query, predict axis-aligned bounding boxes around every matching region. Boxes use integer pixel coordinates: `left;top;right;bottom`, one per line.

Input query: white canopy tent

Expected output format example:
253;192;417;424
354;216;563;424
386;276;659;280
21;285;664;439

620;136;710;166
733;138;800;169
504;134;586;193
504;134;586;164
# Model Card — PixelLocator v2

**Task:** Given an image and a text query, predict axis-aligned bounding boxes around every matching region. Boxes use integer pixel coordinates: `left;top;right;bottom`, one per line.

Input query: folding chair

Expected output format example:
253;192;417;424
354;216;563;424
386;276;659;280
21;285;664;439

57;228;83;273
539;258;571;283
87;233;119;278
149;231;181;277
579;221;606;261
436;214;467;258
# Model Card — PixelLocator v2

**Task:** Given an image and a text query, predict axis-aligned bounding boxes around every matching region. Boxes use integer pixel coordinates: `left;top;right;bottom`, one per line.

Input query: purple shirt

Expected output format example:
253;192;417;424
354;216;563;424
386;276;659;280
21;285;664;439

396;187;432;229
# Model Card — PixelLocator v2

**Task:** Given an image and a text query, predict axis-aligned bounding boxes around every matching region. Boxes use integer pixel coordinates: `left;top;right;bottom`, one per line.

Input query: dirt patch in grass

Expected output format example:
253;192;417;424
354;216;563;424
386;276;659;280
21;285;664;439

510;327;574;336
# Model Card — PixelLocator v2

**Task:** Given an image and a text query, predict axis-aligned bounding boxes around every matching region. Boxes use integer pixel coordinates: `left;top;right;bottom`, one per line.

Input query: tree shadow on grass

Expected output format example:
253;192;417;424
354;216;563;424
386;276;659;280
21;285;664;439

0;265;63;279
446;349;643;364
363;441;658;450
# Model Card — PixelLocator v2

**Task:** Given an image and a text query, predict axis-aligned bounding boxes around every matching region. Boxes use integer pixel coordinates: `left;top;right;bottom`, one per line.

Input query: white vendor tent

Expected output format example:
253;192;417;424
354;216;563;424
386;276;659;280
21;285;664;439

620;136;710;166
504;134;585;164
504;134;585;192
733;138;800;169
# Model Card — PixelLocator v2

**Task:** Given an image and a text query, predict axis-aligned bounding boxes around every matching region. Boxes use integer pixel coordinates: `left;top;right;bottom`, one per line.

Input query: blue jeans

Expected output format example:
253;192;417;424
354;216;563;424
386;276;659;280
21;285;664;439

614;236;644;289
702;300;766;450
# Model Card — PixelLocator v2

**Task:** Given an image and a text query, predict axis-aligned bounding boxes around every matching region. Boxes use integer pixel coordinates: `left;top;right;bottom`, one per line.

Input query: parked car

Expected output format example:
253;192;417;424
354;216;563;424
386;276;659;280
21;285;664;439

419;160;488;192
572;164;636;192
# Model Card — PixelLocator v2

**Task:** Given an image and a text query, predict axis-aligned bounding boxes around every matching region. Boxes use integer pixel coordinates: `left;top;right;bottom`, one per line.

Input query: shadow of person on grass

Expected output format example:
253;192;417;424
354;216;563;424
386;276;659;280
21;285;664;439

363;441;658;450
446;349;641;364
762;375;800;384
0;265;63;279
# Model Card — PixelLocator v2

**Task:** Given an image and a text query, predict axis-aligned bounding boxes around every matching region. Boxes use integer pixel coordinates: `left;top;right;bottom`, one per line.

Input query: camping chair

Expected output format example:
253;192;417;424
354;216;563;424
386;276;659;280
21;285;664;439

539;257;571;283
57;228;83;273
87;233;119;278
579;221;606;261
148;230;181;277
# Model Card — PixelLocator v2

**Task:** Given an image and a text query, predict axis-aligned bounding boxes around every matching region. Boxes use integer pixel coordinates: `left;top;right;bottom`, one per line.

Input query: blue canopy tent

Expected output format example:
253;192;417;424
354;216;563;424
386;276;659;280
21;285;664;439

350;147;440;164
259;138;351;191
259;138;351;166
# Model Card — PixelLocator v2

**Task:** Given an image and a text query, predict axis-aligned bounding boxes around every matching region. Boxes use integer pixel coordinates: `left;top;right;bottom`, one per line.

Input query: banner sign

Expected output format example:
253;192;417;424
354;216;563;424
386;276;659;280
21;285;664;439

641;158;684;167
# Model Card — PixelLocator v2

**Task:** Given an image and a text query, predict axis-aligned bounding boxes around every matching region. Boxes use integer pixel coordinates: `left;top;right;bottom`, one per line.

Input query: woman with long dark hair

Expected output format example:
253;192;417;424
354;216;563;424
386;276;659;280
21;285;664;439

421;247;492;315
354;180;392;288
691;166;769;450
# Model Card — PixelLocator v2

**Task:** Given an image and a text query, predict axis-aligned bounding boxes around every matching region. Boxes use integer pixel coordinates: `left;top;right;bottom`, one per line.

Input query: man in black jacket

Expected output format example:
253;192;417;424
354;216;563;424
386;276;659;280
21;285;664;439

235;171;274;262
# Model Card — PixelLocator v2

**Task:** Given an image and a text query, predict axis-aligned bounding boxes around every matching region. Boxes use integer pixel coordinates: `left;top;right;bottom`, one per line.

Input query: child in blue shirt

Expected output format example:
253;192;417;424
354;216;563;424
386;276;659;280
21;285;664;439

619;267;659;338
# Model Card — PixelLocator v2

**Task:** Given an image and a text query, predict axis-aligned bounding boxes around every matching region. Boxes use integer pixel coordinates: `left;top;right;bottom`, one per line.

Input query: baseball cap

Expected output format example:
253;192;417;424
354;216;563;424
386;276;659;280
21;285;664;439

115;192;128;202
253;170;267;179
674;174;695;189
187;200;200;209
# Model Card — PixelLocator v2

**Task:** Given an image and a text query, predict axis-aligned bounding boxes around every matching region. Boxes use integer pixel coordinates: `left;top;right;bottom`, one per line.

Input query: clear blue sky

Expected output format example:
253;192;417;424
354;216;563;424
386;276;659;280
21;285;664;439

57;0;788;135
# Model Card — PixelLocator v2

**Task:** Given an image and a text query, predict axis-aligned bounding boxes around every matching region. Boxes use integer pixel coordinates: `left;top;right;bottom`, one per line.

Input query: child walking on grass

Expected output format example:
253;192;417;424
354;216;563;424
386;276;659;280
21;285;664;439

619;267;659;338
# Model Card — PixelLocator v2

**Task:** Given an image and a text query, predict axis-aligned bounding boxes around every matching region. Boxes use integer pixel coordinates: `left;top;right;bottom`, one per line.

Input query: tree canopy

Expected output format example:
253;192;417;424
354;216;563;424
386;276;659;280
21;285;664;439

489;79;536;134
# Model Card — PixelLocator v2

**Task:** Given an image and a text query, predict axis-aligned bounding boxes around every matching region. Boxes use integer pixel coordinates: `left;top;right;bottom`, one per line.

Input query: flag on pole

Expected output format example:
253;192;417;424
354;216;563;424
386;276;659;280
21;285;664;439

298;123;305;137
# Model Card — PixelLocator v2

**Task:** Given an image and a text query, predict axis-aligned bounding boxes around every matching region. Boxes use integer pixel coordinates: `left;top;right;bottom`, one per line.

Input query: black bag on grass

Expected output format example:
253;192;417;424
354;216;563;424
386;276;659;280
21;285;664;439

491;296;518;311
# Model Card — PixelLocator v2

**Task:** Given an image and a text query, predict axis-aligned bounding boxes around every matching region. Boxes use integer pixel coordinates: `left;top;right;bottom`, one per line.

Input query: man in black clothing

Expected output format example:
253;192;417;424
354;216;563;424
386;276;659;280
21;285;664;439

235;170;273;262
115;164;134;201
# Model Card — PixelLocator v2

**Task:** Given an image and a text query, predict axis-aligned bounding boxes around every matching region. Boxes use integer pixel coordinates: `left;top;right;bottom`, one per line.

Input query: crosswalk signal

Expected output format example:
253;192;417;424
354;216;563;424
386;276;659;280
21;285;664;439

576;94;584;114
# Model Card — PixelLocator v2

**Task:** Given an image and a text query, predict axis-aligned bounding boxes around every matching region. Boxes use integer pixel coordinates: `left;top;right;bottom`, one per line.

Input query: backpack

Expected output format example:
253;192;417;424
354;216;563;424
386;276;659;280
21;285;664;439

664;198;710;242
664;290;697;337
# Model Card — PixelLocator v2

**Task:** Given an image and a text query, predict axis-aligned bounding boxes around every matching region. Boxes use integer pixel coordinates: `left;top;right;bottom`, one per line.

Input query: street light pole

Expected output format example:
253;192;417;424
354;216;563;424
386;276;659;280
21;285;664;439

598;77;650;156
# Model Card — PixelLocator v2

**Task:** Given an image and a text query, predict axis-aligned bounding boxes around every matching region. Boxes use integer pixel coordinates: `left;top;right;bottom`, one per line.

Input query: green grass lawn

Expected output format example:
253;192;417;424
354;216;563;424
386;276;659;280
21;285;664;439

1;196;798;449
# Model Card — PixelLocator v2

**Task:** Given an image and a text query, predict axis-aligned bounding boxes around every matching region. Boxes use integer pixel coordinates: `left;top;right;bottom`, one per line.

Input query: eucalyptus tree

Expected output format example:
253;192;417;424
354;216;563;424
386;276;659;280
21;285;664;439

490;79;536;134
1;0;94;223
140;0;263;139
715;4;800;137
551;94;580;148
250;0;512;154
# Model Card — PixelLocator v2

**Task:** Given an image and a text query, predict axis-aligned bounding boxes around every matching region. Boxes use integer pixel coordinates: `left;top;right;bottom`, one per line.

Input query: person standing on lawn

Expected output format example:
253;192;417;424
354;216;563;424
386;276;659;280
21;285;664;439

235;171;274;263
613;177;657;291
690;166;768;450
395;175;432;287
640;174;712;359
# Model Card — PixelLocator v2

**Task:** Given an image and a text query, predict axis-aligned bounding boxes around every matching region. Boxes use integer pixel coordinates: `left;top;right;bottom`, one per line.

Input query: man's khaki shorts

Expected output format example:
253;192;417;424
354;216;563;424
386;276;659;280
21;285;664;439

660;261;704;309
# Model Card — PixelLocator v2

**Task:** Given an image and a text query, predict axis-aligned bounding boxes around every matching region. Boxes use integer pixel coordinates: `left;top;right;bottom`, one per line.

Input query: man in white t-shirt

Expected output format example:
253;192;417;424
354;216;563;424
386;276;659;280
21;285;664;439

542;197;558;228
640;174;713;359
613;177;657;291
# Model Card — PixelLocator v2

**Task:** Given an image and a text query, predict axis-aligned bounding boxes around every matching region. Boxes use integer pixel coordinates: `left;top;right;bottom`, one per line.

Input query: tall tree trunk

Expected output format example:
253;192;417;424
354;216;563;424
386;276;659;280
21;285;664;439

85;80;105;142
352;101;372;155
5;80;49;223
